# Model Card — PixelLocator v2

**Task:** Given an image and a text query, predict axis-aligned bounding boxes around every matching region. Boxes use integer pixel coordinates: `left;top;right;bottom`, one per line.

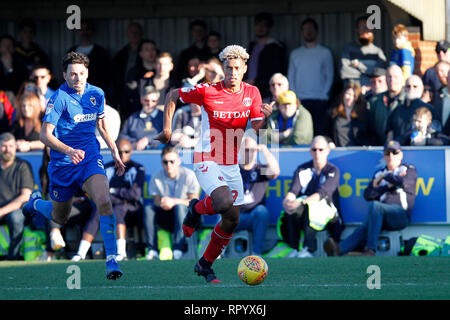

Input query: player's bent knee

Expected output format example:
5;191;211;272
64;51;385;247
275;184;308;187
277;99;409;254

53;215;69;225
97;200;113;215
214;198;234;214
222;208;240;229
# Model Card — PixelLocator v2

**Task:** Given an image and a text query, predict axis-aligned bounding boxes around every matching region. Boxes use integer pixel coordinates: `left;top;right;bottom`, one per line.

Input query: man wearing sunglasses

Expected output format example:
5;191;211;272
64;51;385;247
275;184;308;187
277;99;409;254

325;140;417;256
145;145;200;260
281;135;342;258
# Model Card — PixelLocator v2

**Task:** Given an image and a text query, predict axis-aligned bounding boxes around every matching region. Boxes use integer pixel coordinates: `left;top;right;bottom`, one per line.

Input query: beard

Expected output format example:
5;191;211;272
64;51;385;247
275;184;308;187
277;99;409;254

0;152;14;162
406;92;422;101
358;37;371;46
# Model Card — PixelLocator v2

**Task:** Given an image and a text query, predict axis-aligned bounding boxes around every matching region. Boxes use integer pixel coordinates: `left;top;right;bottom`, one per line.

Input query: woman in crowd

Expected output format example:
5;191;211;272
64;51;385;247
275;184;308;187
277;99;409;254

330;82;369;147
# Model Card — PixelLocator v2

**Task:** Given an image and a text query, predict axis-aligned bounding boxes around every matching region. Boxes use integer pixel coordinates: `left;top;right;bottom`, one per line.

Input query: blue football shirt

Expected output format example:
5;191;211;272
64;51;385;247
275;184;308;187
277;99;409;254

43;82;105;166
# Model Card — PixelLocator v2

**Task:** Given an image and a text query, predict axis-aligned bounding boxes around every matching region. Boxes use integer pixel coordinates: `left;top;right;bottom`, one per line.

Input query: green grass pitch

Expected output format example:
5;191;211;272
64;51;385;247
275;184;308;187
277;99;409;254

0;256;449;300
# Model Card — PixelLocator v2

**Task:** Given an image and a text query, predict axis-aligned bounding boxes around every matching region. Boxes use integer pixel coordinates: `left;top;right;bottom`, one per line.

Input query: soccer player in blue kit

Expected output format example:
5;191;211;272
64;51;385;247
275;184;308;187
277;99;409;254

23;52;126;280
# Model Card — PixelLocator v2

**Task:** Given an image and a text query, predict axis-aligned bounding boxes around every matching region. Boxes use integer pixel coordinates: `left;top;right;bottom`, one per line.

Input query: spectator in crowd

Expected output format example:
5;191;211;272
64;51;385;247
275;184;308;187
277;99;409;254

366;64;405;145
0;132;34;260
390;24;415;82
288;18;334;136
340;15;387;89
72;138;146;261
434;61;450;100
141;52;177;110
235;135;279;256
95;103;121;149
171;103;201;149
11;93;45;152
330;82;369;146
325;140;417;256
281;135;343;257
203;57;224;83
364;67;388;100
30;65;55;105
422;40;450;104
266;90;314;146
68;19;111;94
181;56;205;88
15;18;51;77
433;66;450;136
265;73;289;106
422;60;450;105
206;31;223;60
0;34;28;94
386;75;439;142
0;90;15;134
246;12;286;100
175;19;210;84
14;80;47;113
398;107;449;146
111;22;144;110
122;39;159;121
143;145;200;260
38;146;93;261
118;85;163;150
182;56;226;88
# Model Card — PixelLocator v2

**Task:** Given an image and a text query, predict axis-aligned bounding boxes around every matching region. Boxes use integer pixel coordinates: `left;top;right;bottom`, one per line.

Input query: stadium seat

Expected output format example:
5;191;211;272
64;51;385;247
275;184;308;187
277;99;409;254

376;230;403;256
226;230;253;258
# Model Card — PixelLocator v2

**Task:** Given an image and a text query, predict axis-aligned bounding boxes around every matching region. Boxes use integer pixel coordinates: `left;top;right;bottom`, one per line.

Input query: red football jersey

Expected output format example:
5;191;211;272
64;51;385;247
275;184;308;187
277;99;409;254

179;81;263;165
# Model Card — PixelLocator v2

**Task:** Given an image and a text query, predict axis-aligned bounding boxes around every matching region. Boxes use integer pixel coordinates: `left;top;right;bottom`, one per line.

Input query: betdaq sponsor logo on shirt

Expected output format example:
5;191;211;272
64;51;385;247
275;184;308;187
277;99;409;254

73;113;97;123
212;110;251;119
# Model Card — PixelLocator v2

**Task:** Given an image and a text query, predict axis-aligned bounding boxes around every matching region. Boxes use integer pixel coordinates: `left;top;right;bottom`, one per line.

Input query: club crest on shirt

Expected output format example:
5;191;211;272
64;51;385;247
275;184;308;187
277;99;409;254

45;104;54;115
90;96;96;105
243;97;252;107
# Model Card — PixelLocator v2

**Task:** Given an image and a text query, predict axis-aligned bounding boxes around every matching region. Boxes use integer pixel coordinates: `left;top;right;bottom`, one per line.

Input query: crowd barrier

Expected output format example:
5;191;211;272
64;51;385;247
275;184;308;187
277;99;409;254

20;146;450;227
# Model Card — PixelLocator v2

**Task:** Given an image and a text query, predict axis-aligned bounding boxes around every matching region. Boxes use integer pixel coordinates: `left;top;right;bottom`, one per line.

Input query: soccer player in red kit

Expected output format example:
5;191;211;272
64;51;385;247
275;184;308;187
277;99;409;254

155;45;274;282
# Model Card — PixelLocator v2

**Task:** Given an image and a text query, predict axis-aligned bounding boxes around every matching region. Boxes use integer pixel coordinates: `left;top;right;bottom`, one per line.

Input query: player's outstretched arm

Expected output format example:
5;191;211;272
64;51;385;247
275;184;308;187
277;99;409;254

40;121;85;165
97;117;125;176
154;88;179;144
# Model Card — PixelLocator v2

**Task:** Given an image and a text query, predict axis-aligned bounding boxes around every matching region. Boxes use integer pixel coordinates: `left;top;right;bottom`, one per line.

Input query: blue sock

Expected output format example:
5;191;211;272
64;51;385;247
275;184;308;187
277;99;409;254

34;199;53;220
100;214;117;259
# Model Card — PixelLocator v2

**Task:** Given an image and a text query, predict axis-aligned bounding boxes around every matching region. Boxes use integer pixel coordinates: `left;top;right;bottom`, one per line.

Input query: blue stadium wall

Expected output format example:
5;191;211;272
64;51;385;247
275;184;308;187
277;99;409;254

19;146;450;226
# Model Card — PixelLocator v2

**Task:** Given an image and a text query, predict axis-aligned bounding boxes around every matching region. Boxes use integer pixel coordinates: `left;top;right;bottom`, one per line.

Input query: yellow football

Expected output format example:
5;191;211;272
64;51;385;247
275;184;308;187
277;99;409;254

237;255;268;286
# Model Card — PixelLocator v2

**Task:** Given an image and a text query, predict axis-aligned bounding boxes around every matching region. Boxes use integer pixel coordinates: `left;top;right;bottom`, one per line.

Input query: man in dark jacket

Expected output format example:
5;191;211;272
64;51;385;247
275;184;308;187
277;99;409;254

366;65;406;145
235;136;280;255
68;20;111;96
246;12;286;100
118;86;163;150
111;22;143;111
432;65;450;136
325;140;417;256
281;135;343;257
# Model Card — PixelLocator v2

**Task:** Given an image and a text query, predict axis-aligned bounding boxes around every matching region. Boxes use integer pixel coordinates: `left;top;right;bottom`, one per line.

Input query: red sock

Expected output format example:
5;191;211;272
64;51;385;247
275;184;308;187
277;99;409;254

203;223;233;263
195;195;215;215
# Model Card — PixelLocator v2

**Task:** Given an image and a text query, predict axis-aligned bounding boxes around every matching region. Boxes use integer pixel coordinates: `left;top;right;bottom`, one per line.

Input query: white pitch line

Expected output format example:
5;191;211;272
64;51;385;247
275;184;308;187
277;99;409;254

1;281;449;291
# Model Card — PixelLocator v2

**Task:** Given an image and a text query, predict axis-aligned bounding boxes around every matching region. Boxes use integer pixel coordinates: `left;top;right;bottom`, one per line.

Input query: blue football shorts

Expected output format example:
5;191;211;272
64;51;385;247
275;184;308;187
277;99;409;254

48;156;106;202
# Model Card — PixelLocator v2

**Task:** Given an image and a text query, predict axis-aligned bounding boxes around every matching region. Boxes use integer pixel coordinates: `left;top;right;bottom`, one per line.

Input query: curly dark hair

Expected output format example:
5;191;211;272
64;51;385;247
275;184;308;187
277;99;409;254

62;52;90;72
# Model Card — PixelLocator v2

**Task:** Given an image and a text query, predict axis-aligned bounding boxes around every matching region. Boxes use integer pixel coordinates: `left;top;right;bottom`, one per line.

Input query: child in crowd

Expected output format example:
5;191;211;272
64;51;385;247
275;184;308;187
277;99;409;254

390;24;415;83
399;107;449;146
